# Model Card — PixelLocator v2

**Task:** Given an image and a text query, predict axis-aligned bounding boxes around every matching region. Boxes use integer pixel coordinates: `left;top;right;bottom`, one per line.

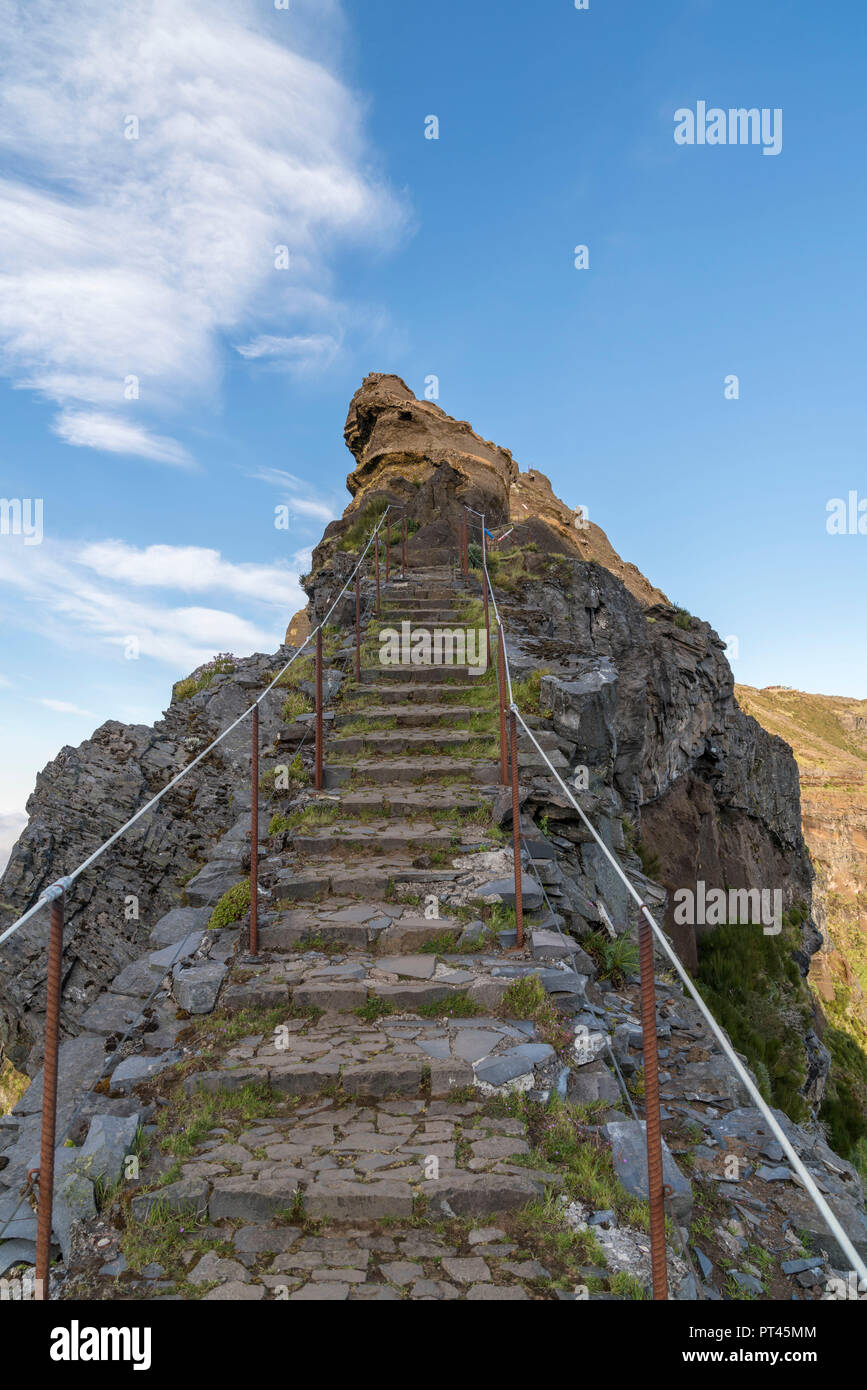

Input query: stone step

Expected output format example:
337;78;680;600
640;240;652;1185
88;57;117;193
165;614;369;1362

359;666;481;684
334;704;490;729
258;917;373;950
345;683;493;705
326;758;498;787
379;605;471;615
366;981;457;1010
337;788;489;815
292;825;490;857
272;864;461;900
328;729;482;756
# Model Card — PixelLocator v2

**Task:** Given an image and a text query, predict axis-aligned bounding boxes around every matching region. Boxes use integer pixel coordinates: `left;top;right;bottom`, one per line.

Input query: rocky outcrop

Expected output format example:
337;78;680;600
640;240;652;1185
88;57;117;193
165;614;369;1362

0;651;291;1073
310;374;668;598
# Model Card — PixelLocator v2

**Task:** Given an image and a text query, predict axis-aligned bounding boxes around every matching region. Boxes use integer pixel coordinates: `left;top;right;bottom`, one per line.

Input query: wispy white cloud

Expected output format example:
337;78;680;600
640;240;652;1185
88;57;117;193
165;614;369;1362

37;698;95;717
235;332;342;372
0;0;405;462
53;412;195;469
0;534;298;671
78;540;302;607
248;465;339;525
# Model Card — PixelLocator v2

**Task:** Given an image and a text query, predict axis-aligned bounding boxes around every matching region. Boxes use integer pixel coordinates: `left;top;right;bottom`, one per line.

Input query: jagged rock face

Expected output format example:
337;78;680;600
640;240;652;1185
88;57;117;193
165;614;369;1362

493;561;816;973
0;652;287;1072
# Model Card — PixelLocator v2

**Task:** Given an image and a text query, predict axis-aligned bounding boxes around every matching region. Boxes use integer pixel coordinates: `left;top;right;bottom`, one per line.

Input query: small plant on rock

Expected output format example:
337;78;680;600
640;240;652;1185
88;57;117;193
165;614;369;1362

208;879;251;930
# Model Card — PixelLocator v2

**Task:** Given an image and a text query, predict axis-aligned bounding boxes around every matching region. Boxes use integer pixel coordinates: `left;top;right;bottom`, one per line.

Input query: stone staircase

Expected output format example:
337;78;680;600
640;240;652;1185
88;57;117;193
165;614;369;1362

79;564;589;1299
4;567;859;1300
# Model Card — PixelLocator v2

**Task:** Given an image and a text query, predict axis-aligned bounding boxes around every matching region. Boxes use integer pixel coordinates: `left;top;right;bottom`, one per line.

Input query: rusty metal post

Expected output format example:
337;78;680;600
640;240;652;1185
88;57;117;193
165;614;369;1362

250;704;259;956
315;625;323;791
509;710;524;950
375;531;381;617
385;519;391;583
402;514;407;576
462;516;469;580
35;892;64;1300
497;623;509;787
638;906;668;1299
355;569;361;683
482;580;491;670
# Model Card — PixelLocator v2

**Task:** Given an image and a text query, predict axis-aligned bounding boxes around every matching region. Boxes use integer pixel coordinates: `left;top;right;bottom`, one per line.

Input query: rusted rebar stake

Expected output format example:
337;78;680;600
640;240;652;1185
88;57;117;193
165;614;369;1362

375;531;381;617
497;624;509;786
250;703;259;956
509;710;524;949
638;906;668;1300
355;569;361;683
315;625;323;791
35;892;64;1300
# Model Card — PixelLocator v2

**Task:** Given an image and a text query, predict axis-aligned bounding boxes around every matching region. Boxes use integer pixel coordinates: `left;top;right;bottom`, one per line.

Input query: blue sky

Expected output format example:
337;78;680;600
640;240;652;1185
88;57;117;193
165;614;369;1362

1;0;865;864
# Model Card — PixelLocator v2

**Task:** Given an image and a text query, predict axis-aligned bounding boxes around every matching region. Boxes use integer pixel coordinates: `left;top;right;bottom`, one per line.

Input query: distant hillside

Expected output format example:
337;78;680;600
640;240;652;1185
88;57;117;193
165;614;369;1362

736;684;867;1168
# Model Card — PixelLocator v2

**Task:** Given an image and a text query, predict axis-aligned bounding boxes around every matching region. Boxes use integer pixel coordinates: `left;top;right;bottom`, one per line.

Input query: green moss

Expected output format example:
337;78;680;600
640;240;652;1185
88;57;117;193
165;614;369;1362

208;879;251;930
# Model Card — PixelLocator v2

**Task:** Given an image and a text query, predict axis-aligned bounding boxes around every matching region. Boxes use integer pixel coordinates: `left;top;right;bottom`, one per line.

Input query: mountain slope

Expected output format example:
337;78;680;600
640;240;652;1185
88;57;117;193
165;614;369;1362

735;684;867;1169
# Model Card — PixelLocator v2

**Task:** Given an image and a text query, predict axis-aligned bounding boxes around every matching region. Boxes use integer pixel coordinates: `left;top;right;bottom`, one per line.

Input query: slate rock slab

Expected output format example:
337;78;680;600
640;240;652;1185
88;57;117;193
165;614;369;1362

78;992;143;1036
604;1119;693;1223
173;960;227;1014
53;1167;97;1264
478;878;544;911
149;932;204;970
567;1060;621;1106
12;1036;106;1122
184;861;244;908
130;1177;208;1223
474;1054;535;1089
0;1239;38;1276
79;1113;142;1185
109;1051;181;1094
376;955;437;980
150;907;212;946
109;958;166;997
